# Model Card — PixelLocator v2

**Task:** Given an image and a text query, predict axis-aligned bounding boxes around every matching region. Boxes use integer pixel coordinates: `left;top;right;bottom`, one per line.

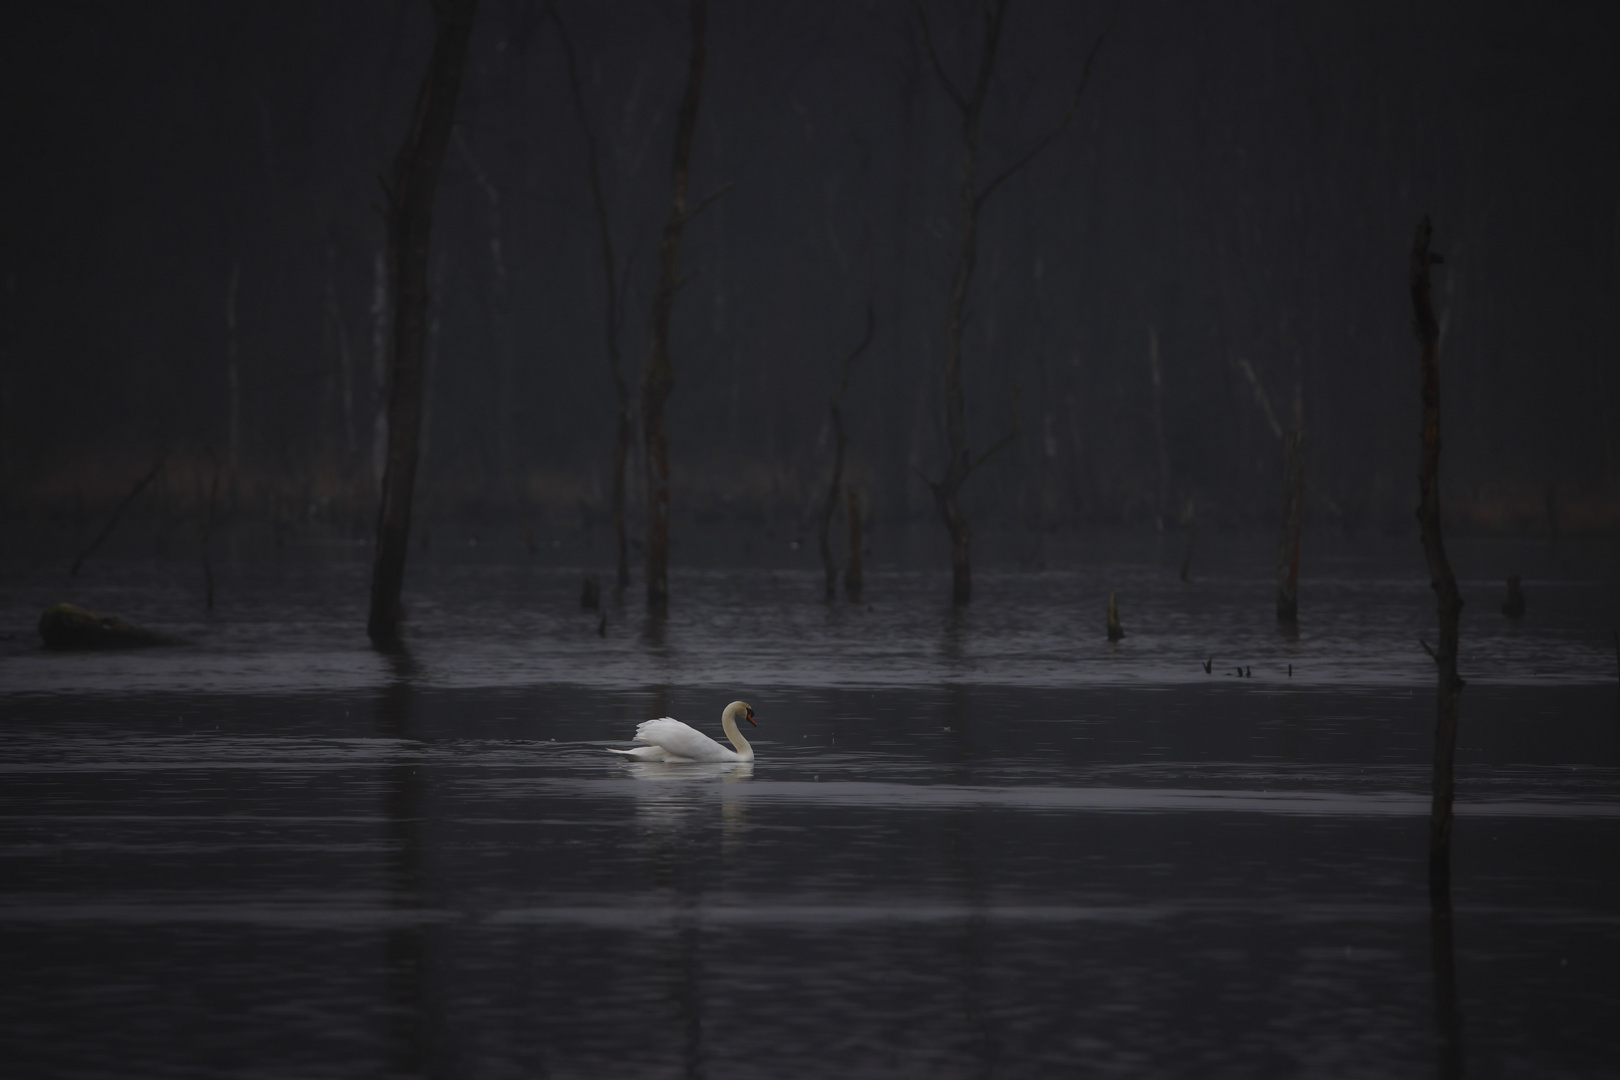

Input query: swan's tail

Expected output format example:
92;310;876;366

607;745;667;760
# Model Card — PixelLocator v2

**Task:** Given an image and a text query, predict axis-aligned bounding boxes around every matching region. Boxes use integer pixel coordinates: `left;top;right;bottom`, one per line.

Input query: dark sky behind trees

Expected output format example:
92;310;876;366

2;0;1616;538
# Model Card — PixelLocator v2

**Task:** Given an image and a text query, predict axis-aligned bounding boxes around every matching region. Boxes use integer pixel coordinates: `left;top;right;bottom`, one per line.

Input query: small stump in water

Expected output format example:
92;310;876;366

38;603;180;650
580;575;601;610
1501;575;1525;619
1106;591;1126;642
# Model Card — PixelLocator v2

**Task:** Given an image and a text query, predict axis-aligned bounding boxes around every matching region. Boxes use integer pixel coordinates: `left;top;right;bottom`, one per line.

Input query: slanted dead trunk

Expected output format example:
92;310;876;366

818;306;875;600
912;0;1114;605
642;0;713;609
1411;215;1465;890
367;0;478;643
549;2;631;592
1276;429;1304;621
70;449;168;577
225;262;241;476
1147;325;1169;527
844;488;864;601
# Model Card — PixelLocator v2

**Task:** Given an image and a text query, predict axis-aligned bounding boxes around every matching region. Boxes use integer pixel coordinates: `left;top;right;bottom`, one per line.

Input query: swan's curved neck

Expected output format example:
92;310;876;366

721;704;754;760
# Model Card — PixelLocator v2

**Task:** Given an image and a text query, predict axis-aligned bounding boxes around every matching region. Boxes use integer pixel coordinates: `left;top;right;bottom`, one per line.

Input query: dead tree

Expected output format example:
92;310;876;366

367;0;479;643
844;488;864;600
643;0;722;609
1147;326;1169;527
1234;358;1305;622
70;448;169;577
912;0;1115;604
1412;215;1465;890
548;0;632;591
225;262;241;477
818;305;876;600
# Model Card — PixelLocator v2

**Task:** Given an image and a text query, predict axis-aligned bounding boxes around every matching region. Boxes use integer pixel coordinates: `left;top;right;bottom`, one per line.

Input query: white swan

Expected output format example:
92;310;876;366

608;700;756;762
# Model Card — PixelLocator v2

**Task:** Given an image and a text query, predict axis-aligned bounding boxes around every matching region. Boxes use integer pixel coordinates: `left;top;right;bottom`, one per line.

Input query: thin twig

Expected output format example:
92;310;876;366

969;387;1021;474
975;0;1121;211
910;0;967;112
686;181;735;223
70;449;169;577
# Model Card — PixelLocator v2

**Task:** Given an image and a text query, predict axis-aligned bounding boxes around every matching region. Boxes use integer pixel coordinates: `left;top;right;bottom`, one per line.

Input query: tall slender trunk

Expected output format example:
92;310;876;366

1147;325;1169;527
367;0;478;643
819;307;875;600
1411;215;1465;884
1276;429;1304;621
913;0;1113;604
819;403;846;600
642;0;708;609
325;244;356;458
550;0;631;590
370;248;390;497
844;488;864;601
225;261;241;476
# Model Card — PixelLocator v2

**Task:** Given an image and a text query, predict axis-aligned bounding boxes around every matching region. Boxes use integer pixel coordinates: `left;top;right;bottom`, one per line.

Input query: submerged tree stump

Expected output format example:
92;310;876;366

1501;575;1525;619
843;488;864;602
1106;591;1125;641
38;604;180;649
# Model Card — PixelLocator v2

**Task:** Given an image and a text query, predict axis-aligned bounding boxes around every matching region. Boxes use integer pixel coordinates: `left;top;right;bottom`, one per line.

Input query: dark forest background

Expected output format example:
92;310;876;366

3;0;1616;545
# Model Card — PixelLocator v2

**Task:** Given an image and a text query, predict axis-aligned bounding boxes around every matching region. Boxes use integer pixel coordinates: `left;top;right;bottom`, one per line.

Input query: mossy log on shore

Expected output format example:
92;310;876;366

38;603;181;650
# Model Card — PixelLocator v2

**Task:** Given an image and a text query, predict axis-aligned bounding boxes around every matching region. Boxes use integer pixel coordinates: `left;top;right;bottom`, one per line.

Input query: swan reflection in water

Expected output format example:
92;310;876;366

619;757;755;861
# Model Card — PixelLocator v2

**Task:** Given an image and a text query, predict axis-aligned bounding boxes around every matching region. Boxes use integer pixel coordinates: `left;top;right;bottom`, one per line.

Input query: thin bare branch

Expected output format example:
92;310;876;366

1233;357;1284;440
975;1;1119;210
834;300;877;398
910;0;967;112
969;386;1021;474
685;180;734;223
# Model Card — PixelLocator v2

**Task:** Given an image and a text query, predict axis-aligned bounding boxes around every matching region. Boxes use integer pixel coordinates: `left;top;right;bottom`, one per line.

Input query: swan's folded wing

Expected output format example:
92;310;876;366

633;717;725;760
607;745;672;760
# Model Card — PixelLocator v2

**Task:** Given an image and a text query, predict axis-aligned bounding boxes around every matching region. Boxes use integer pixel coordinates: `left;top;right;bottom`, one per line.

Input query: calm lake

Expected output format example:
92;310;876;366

3;529;1617;1077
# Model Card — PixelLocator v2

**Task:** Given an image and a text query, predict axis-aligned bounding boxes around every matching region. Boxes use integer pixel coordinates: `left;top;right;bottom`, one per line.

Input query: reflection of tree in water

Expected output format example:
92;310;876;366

942;685;995;1075
1430;878;1463;1079
373;644;437;1078
620;683;761;1079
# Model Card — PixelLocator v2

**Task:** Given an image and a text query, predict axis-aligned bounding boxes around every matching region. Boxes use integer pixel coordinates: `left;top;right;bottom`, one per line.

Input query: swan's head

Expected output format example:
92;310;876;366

728;700;757;727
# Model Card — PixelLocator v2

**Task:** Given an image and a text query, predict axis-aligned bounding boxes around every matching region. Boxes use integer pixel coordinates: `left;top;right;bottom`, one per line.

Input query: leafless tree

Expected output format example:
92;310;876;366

911;0;1116;604
548;0;632;591
1234;357;1305;622
643;0;726;608
818;304;876;599
367;0;479;643
1412;210;1464;1080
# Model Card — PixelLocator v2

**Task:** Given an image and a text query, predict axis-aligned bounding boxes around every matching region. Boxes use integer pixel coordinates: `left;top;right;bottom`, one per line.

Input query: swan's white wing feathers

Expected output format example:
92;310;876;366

607;744;690;761
632;716;736;762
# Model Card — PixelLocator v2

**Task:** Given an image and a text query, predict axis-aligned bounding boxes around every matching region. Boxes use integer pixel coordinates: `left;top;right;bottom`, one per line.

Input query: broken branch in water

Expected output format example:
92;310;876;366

70;448;170;577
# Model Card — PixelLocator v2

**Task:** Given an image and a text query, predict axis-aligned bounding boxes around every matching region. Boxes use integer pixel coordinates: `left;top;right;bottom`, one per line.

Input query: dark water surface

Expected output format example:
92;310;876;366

3;537;1618;1077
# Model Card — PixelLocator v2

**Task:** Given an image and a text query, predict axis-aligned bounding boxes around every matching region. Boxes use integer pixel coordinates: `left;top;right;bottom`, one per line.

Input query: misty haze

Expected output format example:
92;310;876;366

2;1;1617;1077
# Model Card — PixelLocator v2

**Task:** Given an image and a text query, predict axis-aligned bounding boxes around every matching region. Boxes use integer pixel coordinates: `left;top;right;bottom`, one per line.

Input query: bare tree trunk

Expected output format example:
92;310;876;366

550;0;631;591
225;262;241;476
202;454;220;610
912;0;1114;605
819;306;875;600
370;248;390;497
1412;215;1465;889
1276;429;1304;621
844;488;864;601
819;407;845;599
367;0;478;643
325;244;356;459
642;0;711;609
1147;325;1169;527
